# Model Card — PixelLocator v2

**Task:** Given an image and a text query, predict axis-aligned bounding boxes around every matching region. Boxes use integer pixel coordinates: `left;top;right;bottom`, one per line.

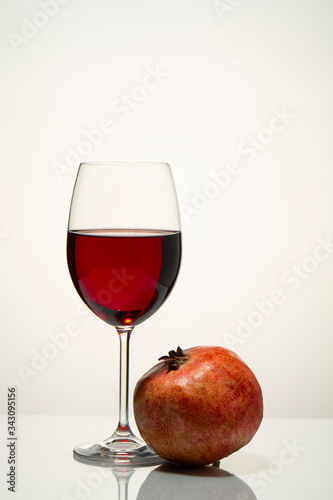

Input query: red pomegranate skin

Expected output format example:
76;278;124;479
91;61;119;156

133;346;263;466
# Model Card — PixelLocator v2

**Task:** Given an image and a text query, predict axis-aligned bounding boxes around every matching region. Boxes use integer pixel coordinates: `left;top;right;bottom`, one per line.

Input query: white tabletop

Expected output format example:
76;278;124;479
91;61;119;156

1;416;332;499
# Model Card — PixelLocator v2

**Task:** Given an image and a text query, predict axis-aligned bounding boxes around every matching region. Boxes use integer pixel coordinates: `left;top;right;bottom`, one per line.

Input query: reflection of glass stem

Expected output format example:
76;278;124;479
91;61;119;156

112;467;135;500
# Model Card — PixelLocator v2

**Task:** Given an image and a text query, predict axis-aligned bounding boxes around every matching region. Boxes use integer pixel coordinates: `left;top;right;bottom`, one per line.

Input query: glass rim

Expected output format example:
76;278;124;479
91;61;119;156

79;161;170;167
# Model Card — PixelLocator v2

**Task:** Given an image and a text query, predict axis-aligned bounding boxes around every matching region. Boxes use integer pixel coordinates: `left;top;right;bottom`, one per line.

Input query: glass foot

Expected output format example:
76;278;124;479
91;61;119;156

73;432;165;467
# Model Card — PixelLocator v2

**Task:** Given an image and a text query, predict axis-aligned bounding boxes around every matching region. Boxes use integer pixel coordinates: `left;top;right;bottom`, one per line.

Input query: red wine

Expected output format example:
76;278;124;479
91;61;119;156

67;229;181;327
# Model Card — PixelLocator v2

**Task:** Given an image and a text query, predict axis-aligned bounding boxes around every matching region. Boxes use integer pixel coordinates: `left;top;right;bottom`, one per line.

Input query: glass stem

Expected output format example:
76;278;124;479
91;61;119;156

113;469;134;500
116;327;134;434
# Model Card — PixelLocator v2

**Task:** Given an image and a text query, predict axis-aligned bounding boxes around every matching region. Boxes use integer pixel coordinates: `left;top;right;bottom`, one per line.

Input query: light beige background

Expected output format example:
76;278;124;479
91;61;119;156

1;0;332;417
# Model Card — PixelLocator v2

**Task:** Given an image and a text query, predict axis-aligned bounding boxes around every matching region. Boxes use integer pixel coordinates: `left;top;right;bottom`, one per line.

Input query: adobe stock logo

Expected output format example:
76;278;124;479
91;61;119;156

52;64;169;183
223;235;333;348
61;468;112;500
17;321;81;385
7;0;72;53
94;268;135;308
249;439;306;494
213;0;246;22
17;304;94;385
180;107;296;223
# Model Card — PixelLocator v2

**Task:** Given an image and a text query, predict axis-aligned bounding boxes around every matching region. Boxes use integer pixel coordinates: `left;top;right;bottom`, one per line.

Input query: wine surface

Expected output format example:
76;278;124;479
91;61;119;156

67;229;181;327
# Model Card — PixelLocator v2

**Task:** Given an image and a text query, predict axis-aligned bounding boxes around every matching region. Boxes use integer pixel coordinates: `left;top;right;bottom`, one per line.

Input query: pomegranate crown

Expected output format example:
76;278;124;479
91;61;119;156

158;346;188;373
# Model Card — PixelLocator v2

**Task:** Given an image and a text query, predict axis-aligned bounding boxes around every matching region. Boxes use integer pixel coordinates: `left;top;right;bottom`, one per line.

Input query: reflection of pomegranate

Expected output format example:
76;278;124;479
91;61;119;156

137;463;257;500
133;346;263;466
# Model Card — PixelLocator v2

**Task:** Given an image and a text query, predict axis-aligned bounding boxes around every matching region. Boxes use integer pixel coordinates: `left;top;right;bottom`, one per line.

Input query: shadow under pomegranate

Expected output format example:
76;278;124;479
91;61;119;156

137;463;257;500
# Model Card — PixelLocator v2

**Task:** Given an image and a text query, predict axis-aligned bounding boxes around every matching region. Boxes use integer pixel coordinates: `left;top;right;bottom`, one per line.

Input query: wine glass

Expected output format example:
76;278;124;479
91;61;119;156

66;162;181;466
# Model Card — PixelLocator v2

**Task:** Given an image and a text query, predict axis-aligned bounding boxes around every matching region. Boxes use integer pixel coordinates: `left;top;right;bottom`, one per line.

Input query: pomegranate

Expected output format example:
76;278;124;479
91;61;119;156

133;346;263;466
